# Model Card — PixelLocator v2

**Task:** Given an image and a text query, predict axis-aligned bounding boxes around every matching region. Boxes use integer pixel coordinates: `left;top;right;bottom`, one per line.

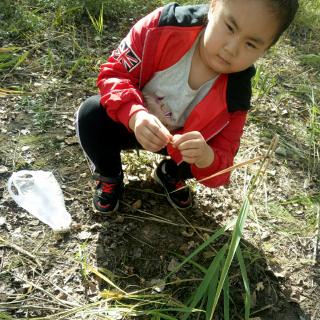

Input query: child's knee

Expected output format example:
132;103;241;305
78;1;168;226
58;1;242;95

77;95;101;121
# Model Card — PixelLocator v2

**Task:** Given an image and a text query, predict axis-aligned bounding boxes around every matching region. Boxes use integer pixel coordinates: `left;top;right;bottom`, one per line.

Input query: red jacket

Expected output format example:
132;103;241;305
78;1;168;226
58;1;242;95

97;3;255;187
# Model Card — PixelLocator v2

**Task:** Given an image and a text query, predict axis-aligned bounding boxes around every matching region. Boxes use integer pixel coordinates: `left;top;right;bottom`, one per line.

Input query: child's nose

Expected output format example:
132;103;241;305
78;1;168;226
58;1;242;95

224;38;239;57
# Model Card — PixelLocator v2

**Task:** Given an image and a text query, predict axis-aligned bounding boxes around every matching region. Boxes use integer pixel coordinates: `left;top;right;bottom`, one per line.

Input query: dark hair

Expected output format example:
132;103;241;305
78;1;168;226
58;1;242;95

266;0;299;45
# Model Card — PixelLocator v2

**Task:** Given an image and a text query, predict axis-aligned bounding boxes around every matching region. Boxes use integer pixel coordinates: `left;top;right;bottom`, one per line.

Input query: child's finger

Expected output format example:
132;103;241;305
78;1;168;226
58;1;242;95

172;133;194;147
153;118;173;142
171;134;182;146
172;132;202;147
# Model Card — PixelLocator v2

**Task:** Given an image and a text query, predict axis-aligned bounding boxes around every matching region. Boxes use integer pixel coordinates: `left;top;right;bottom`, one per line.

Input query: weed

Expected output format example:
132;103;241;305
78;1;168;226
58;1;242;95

0;47;28;73
87;4;104;36
252;64;277;100
20;95;54;131
76;242;90;282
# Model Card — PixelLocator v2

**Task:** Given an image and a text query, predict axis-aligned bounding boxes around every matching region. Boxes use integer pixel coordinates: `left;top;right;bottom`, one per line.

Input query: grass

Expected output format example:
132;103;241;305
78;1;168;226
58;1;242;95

0;0;319;319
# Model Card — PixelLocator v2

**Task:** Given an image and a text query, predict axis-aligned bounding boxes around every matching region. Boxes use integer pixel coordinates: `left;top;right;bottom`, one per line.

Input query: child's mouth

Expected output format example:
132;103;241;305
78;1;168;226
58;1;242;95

217;55;230;65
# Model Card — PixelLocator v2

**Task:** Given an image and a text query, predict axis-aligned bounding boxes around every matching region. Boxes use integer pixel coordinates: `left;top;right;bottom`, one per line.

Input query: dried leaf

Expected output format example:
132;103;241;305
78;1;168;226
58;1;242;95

132;199;142;210
167;258;179;272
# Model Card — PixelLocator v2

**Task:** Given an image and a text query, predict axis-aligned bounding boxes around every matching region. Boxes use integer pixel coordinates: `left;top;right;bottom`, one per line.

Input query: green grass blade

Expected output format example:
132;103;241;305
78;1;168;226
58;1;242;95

236;247;251;319
172;252;207;274
208;197;251;319
205;256;221;320
223;275;230;320
183;244;227;320
13;51;29;69
166;219;236;279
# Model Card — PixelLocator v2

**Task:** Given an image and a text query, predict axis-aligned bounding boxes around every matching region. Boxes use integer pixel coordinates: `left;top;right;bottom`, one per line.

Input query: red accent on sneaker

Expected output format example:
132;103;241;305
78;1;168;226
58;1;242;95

101;182;115;193
97;201;111;209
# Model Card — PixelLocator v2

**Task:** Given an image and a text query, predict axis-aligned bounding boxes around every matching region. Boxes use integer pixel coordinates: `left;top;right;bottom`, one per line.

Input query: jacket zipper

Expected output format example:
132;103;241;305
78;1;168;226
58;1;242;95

205;121;229;142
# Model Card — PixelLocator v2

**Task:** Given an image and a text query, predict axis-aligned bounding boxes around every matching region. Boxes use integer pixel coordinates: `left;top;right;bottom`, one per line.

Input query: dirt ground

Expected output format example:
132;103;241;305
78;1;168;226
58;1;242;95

0;79;319;319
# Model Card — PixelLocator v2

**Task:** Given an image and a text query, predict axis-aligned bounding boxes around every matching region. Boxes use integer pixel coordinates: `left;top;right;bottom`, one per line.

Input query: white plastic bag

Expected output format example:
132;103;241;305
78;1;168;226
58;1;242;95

7;170;72;232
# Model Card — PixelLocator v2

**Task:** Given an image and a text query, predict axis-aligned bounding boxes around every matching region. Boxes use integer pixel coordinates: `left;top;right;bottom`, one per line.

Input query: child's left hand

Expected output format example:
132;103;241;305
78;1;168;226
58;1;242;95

172;131;214;168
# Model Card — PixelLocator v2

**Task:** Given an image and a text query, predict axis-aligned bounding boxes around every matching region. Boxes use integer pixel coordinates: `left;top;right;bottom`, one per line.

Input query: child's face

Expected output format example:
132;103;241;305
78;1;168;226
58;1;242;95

200;0;280;74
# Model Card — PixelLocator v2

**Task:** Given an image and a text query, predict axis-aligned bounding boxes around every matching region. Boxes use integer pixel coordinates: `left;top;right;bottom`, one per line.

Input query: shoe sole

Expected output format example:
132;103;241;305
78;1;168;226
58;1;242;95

92;199;119;214
153;169;192;210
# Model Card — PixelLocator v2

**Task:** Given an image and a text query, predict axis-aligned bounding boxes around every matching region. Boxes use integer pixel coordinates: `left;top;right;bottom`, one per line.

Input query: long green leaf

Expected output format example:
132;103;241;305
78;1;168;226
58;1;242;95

183;244;227;320
236;247;251;319
208;197;251;319
223;275;230;320
205;256;221;320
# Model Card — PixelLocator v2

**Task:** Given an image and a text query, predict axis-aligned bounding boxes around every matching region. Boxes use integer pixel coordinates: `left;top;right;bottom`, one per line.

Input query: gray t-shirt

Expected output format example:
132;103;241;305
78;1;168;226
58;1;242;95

142;32;218;131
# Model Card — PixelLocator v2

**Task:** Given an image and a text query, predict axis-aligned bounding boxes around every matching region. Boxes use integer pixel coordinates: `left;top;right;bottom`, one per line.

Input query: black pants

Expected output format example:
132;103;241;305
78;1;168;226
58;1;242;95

76;95;193;180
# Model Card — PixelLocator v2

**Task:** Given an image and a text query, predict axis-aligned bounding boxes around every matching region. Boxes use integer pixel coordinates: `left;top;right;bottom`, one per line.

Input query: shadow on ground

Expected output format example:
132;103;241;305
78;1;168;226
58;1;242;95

93;179;310;320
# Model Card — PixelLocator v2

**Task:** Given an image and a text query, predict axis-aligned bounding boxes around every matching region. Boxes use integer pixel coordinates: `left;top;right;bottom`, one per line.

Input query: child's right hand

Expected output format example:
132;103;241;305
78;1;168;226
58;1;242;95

129;110;172;152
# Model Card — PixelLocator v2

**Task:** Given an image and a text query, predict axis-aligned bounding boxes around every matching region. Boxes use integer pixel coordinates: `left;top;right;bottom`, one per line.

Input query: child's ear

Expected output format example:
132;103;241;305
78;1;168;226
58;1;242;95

210;0;217;11
208;0;219;19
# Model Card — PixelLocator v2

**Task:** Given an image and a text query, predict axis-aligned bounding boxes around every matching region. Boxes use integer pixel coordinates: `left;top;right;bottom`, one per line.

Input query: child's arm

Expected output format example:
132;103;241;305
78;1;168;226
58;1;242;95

96;8;162;130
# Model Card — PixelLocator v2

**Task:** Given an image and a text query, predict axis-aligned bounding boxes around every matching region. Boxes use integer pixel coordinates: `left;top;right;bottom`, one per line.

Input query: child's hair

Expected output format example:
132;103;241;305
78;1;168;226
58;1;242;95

216;0;299;46
264;0;299;45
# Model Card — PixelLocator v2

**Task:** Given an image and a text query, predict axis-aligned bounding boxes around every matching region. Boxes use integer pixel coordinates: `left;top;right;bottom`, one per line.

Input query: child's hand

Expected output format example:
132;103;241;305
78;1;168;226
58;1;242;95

129;111;172;152
172;132;214;168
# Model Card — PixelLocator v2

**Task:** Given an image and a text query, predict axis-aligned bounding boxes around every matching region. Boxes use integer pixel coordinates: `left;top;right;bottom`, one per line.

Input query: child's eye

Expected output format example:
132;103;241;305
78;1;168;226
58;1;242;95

226;23;234;33
246;42;257;49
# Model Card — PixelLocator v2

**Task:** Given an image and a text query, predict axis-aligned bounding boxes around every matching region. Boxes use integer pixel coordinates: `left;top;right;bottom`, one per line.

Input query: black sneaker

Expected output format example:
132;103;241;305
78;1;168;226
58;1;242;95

93;175;124;213
153;159;192;209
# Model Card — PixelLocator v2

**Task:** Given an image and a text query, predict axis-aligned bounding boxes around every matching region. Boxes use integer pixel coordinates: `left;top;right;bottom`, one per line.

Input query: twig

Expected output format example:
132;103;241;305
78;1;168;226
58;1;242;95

121;200;176;223
122;213;215;232
0;236;42;269
172;155;265;195
11;272;80;308
247;135;279;201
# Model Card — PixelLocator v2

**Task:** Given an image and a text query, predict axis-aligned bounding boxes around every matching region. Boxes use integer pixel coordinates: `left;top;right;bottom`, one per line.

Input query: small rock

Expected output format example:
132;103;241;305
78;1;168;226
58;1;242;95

89;223;102;231
66;125;75;131
261;231;271;240
20;129;30;135
275;147;287;157
114;215;124;224
78;231;92;240
65;137;78;145
71;223;82;230
0;216;6;226
21;145;30;152
256;282;264;291
150;279;166;293
0;165;8;174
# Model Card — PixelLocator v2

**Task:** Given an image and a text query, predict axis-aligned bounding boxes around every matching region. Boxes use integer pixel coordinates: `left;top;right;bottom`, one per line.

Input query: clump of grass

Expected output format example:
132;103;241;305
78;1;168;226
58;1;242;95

20;95;54;131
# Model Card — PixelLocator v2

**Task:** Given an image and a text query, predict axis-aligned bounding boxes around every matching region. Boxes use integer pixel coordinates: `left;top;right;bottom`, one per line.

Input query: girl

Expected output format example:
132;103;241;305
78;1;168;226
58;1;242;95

76;0;299;213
